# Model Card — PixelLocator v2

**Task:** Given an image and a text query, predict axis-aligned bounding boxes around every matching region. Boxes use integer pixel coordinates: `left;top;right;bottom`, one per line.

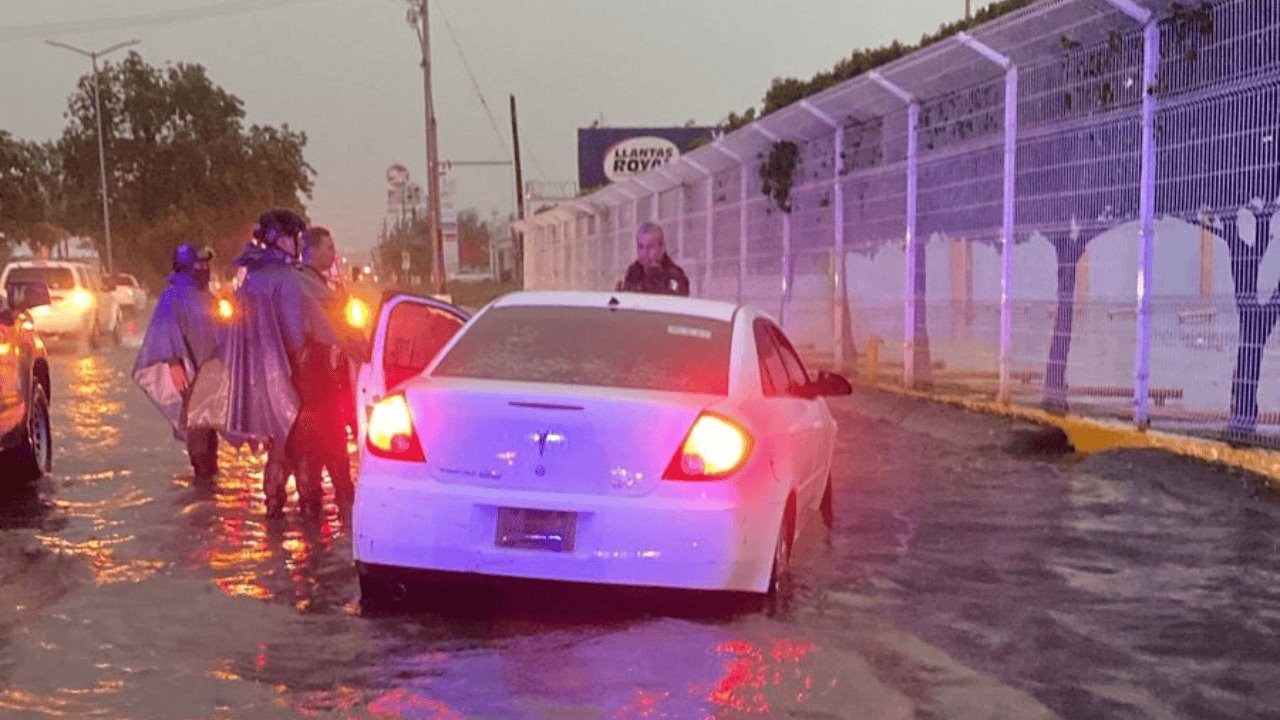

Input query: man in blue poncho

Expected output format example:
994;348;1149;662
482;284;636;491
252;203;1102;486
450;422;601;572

189;208;343;518
132;243;221;485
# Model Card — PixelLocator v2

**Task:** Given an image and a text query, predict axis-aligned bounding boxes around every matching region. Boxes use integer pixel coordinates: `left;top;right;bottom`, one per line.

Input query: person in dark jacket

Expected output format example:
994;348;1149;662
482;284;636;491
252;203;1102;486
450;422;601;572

289;226;364;510
617;222;690;296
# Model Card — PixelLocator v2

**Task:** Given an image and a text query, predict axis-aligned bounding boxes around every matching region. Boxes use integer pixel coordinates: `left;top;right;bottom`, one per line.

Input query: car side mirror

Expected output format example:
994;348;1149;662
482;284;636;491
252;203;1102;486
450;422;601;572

6;281;52;313
814;369;853;397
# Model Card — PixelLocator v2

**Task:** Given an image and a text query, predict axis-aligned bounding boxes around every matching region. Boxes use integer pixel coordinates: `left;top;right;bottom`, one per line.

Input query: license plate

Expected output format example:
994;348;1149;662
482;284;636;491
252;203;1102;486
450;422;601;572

495;508;577;552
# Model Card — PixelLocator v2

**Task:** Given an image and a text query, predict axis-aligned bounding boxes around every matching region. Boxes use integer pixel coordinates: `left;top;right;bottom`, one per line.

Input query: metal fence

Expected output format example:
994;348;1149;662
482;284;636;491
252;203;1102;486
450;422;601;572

514;0;1280;446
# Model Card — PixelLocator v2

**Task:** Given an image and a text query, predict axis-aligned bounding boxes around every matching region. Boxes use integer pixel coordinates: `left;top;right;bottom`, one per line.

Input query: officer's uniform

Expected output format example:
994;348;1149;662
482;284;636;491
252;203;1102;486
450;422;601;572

617;255;691;296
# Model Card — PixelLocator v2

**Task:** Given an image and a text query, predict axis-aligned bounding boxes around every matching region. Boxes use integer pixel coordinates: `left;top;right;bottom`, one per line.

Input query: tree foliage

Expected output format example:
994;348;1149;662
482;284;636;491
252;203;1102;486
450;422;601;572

0;132;66;254
53;51;313;287
722;0;1038;131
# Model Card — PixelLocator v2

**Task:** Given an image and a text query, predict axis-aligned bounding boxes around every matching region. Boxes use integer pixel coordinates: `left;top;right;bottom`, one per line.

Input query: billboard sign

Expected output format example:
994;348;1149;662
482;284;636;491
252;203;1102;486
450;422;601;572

578;126;716;190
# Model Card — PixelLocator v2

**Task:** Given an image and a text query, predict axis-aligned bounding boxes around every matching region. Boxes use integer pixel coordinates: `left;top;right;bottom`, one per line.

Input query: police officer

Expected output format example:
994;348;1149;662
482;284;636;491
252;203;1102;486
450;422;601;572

132;244;220;485
617;222;690;296
290;226;363;509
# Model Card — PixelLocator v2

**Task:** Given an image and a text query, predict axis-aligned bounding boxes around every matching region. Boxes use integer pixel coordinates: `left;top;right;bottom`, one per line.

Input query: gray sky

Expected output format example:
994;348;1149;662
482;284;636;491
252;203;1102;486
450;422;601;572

1;0;983;254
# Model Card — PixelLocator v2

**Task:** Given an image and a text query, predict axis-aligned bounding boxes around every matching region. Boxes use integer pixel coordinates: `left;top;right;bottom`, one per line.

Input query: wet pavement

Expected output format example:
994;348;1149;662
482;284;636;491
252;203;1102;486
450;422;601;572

1;343;1279;719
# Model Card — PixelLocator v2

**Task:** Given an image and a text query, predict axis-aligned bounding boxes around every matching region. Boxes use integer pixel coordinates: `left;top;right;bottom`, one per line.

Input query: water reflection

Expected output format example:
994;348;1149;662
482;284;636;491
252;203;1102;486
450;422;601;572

64;355;122;451
190;443;355;613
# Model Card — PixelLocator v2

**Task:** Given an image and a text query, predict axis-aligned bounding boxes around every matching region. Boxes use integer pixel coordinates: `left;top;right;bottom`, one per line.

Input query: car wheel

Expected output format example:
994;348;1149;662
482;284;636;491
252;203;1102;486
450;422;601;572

9;385;52;481
820;474;834;528
359;571;406;613
85;319;100;351
767;507;794;598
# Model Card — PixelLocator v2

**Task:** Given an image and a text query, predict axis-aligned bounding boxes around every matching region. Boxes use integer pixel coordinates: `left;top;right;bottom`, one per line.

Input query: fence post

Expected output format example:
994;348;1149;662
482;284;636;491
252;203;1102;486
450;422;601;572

659;167;685;262
1100;0;1158;427
871;71;919;388
752;122;794;328
739;162;750;305
712;142;749;304
801;100;845;369
958;33;1018;405
1133;21;1159;428
685;158;715;297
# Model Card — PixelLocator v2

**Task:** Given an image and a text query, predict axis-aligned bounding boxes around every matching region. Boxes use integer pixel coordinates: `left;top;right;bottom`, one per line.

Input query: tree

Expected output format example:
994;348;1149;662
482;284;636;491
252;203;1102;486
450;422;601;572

1159;99;1280;434
376;215;436;288
0;132;68;255
55;51;313;287
720;0;1037;131
456;209;492;270
1151;7;1277;435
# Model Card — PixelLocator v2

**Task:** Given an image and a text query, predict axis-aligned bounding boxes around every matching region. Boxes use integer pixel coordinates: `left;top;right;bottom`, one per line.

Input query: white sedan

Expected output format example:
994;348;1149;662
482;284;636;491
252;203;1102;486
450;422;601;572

108;273;147;311
352;291;850;604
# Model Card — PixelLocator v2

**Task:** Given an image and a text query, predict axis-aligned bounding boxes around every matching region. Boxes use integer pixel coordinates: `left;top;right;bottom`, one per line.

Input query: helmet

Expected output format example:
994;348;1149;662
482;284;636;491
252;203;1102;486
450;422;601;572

173;243;214;273
252;209;307;246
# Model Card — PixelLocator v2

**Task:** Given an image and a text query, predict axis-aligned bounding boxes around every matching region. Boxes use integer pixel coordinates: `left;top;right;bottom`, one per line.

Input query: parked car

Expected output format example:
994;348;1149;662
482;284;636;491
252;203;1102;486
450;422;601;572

0;260;123;349
352;291;851;607
108;273;148;312
0;280;53;481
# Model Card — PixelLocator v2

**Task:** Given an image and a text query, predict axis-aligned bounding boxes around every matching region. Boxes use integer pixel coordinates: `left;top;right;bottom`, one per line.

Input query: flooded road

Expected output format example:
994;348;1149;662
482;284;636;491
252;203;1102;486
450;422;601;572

1;344;1278;719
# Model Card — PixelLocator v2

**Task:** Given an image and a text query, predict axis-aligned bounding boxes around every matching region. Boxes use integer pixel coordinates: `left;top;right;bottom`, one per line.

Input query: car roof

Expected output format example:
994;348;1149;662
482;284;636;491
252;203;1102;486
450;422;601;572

3;260;90;270
488;290;740;323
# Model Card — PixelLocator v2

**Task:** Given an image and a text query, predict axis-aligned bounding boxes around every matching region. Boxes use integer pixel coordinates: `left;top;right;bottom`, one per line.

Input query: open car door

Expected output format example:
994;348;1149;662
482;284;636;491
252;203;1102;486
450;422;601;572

354;293;470;445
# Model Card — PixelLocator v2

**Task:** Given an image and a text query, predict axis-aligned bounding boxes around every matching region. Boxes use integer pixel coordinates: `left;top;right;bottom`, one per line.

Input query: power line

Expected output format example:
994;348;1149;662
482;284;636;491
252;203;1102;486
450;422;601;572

435;1;508;156
0;0;322;43
435;0;550;183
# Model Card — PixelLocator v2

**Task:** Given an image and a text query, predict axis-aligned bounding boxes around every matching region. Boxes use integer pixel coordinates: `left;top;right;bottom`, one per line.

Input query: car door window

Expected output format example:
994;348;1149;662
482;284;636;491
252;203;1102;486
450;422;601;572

753;319;788;397
769;325;811;392
383;300;467;389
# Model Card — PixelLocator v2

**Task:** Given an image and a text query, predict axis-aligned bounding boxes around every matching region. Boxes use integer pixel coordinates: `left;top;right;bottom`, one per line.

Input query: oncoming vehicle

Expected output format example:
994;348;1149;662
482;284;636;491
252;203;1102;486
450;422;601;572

353;291;852;605
0;260;123;349
108;273;148;312
0;280;53;481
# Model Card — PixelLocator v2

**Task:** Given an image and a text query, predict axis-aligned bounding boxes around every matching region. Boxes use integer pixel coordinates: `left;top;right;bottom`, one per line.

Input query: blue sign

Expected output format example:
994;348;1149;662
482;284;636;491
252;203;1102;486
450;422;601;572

578;127;717;190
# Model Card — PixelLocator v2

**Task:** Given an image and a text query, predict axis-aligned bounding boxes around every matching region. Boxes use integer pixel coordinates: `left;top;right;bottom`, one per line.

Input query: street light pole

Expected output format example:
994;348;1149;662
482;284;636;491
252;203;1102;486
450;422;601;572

407;1;447;296
45;39;139;275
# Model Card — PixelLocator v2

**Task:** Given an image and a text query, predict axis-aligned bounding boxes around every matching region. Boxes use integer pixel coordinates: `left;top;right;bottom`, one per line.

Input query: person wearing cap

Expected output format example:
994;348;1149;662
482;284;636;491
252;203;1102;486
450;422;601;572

131;243;221;485
187;208;346;518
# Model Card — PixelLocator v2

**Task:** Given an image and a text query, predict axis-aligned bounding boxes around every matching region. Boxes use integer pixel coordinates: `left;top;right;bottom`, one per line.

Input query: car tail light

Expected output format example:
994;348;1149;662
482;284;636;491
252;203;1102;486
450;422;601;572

366;394;425;462
69;289;95;308
664;413;753;481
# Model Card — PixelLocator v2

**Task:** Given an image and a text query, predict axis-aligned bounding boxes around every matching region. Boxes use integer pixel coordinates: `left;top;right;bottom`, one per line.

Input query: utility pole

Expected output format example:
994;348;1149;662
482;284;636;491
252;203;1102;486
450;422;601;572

407;0;446;296
966;0;972;20
510;94;526;285
45;38;139;274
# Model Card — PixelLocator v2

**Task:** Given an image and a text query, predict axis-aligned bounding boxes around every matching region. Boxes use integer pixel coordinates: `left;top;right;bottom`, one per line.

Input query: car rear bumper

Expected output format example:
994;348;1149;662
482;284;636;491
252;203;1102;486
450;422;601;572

352;458;785;594
29;307;92;336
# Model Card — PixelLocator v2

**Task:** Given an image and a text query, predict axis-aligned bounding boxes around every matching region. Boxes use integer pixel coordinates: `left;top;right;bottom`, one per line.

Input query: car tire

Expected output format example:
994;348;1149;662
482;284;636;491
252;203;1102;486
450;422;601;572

85;319;100;351
358;571;405;613
767;506;794;598
8;385;52;482
820;474;834;528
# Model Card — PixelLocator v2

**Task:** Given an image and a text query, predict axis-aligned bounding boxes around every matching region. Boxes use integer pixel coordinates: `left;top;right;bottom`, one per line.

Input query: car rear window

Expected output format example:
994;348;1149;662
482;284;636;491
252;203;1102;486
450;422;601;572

4;267;76;291
432;305;732;395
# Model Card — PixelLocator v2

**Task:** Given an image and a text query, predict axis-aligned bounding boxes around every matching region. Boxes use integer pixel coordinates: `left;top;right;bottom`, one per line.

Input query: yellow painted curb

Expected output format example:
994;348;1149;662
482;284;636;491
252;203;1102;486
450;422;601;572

856;379;1280;486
